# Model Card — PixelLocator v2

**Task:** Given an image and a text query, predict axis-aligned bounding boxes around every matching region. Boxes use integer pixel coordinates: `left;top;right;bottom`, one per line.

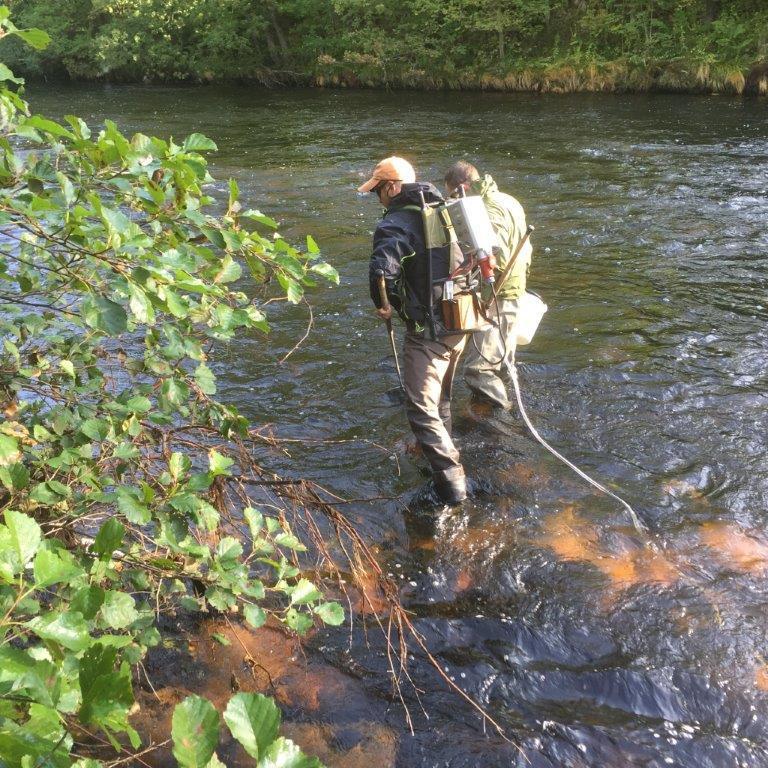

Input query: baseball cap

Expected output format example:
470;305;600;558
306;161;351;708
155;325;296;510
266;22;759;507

357;156;416;193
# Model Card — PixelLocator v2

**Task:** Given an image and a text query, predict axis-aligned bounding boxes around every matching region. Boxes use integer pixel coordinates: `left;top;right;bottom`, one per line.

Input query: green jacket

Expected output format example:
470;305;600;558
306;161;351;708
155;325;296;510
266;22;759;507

471;174;531;301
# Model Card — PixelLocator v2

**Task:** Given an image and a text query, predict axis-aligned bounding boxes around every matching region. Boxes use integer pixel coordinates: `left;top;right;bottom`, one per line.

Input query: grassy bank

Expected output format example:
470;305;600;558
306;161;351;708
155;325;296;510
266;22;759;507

311;59;768;95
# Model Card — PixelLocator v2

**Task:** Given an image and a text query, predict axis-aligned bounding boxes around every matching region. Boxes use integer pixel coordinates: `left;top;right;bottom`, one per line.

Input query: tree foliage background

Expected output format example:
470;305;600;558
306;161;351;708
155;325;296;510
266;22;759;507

3;0;767;90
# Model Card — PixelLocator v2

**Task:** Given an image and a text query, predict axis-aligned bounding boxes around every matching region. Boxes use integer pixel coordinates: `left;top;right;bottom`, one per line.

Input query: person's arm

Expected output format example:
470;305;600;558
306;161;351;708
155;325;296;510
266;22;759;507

368;218;413;314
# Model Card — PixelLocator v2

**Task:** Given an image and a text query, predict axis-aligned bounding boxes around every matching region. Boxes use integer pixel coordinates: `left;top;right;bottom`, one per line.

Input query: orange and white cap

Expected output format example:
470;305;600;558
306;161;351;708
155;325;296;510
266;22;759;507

357;156;416;193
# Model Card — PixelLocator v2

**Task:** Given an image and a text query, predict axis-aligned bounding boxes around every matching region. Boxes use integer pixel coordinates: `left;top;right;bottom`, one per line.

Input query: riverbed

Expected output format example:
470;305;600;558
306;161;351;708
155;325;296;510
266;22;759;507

31;84;768;767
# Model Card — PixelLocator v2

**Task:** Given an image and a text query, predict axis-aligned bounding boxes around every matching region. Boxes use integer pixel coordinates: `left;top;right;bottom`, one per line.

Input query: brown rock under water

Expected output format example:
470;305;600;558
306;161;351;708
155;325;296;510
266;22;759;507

536;507;680;590
699;521;768;574
133;619;398;768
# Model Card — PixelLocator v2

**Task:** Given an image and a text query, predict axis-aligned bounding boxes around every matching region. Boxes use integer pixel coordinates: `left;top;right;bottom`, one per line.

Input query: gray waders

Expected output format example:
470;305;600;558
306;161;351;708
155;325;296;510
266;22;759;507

403;330;468;505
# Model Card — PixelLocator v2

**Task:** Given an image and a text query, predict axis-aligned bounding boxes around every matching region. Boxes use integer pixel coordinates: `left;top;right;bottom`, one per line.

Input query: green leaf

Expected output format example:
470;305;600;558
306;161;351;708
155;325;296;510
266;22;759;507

243;579;265;599
205;754;227;768
80;417;109;441
289;579;321;606
26;610;91;652
243;604;266;629
223;692;280;761
57;171;76;206
194;363;216;395
22;115;71;138
284;278;303;305
128;283;155;324
10;27;51;50
29;482;60;505
71;586;105;620
116;487;150;525
5;509;41;567
214;255;242;283
125;395;152;414
33;547;81;588
83;296;128;336
205;587;236;612
284;609;313;635
171;695;220;768
79;643;133;725
0;462;29;492
313;602;345;626
169;451;191;481
259;737;323;768
228;178;240;207
215;537;243;565
208;449;233;477
242;210;278;228
92;518;125;560
101;590;138;630
0;63;23;85
210;633;230;646
243;507;263;539
310;262;340;285
196;500;220;532
273;532;306;552
101;206;131;236
0;434;20;467
59;359;76;379
161;377;190;408
306;235;320;254
182;134;218;152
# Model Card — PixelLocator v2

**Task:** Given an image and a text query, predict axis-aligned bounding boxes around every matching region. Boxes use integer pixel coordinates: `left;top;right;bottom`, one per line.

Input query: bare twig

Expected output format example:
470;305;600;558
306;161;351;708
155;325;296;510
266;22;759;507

279;297;314;363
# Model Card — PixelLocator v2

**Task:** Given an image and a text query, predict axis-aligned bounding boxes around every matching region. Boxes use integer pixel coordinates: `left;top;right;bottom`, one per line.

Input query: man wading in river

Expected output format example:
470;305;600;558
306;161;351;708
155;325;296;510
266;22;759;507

444;161;533;411
359;156;468;506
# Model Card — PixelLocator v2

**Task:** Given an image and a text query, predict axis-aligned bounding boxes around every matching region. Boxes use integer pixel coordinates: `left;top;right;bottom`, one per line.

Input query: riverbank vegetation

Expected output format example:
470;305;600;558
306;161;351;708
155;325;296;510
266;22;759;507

4;0;768;94
0;11;346;766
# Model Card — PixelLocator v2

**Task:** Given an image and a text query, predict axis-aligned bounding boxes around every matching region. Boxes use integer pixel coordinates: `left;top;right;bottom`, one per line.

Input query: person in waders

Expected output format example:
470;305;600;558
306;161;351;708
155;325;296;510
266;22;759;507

444;161;533;412
359;156;468;506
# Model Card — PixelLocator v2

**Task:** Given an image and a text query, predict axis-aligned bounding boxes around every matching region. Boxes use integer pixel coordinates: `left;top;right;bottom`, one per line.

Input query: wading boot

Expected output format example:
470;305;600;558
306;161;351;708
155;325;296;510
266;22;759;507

432;465;467;506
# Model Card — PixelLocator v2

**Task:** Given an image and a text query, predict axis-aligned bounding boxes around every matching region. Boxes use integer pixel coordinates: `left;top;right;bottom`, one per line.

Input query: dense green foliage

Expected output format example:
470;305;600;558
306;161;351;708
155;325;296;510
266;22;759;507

0;11;338;767
4;0;768;92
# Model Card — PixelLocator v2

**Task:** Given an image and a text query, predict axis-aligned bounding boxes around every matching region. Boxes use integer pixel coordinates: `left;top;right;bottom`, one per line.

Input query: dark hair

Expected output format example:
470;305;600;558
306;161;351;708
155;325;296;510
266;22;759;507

444;160;479;191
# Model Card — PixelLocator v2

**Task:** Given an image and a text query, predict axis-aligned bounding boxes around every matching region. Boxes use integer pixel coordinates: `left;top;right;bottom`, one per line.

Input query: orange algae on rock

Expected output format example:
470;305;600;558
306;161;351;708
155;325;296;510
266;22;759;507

700;521;768;573
536;507;680;589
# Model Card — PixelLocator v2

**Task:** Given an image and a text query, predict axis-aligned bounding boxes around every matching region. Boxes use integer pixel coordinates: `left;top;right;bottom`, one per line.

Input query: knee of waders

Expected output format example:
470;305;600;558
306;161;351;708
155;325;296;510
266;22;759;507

432;465;467;506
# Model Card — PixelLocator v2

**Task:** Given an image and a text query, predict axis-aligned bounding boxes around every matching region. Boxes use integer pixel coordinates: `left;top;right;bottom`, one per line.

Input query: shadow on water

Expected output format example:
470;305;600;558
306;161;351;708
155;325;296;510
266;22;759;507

29;85;768;766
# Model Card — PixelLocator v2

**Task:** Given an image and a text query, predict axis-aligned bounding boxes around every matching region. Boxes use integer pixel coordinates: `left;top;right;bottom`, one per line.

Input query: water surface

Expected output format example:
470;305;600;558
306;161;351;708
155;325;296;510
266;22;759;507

31;85;768;767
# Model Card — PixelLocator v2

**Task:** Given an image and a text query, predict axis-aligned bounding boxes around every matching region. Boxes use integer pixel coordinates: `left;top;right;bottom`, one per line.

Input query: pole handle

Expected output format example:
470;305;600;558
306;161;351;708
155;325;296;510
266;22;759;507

493;224;534;297
376;269;391;312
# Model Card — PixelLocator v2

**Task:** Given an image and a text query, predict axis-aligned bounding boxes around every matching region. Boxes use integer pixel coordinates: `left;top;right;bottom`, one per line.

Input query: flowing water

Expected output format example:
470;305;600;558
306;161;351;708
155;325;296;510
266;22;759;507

32;85;768;767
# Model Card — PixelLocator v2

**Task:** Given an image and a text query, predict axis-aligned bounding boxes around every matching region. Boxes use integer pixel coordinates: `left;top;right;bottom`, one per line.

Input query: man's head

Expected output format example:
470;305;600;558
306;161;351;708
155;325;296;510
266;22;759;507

444;160;480;197
358;155;416;207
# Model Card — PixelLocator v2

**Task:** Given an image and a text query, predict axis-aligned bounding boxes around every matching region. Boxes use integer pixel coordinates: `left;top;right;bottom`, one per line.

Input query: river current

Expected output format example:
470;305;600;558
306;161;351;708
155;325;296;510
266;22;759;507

32;85;768;767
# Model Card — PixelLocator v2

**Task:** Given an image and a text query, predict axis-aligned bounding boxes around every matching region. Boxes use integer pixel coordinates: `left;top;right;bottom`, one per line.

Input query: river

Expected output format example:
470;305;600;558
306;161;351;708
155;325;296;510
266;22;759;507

31;84;768;767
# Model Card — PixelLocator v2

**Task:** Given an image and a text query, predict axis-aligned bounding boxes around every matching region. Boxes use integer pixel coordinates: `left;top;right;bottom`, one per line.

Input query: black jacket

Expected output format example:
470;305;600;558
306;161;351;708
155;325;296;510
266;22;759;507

368;182;450;329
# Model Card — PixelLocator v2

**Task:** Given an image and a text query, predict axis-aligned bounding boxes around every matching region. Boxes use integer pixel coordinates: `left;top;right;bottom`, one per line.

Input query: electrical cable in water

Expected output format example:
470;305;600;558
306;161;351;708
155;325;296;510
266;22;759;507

505;358;648;535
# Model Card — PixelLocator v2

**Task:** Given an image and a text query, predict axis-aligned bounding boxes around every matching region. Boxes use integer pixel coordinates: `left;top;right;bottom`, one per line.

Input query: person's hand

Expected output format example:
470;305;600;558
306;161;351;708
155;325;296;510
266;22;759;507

376;306;392;321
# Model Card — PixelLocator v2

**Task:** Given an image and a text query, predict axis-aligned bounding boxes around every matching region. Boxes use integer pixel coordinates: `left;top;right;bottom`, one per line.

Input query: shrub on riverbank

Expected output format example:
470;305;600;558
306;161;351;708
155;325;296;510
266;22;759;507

0;10;340;766
3;0;767;95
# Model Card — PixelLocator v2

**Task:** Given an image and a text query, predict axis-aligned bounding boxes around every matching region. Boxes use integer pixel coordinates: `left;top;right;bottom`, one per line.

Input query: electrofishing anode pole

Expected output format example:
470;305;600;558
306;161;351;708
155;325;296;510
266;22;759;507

376;269;405;391
489;224;534;303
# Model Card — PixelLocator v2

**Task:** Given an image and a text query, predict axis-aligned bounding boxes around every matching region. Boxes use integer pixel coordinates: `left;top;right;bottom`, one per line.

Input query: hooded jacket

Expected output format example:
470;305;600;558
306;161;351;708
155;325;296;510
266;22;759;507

470;174;531;301
368;182;450;329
